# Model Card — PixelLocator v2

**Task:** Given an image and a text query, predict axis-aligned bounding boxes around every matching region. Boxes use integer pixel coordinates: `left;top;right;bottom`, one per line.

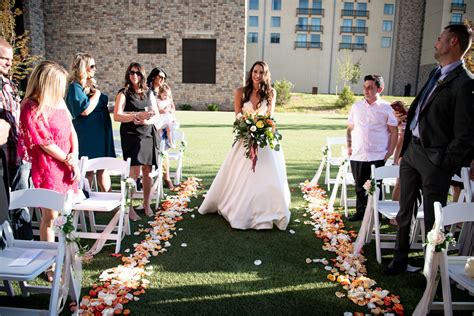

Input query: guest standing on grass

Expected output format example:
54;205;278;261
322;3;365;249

0;118;10;223
346;74;398;222
114;62;160;220
0;38;33;240
66;53;116;192
385;24;474;275
18;61;80;281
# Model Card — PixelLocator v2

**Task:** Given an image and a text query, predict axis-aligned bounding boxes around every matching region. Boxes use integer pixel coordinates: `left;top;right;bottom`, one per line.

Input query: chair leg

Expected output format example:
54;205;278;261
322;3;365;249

2;280;14;296
115;206;125;254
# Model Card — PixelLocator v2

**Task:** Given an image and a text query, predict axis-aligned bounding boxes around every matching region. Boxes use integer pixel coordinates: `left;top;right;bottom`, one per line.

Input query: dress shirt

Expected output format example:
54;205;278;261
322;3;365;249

412;60;463;137
348;98;398;161
0;75;20;168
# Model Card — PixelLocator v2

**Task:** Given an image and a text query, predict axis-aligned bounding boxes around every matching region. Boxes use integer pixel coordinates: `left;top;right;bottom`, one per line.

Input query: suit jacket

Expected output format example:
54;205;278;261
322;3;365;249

401;64;474;173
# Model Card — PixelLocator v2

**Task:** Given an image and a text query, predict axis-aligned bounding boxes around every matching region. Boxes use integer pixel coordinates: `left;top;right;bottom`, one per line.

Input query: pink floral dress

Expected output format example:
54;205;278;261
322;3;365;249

18;98;78;194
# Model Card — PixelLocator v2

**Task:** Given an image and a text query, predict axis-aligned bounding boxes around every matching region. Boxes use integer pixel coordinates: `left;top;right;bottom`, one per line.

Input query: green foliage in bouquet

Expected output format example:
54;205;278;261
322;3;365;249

233;113;282;172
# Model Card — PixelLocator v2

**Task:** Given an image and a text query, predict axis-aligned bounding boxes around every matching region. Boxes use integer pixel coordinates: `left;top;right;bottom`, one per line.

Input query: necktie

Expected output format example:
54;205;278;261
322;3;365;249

410;68;442;130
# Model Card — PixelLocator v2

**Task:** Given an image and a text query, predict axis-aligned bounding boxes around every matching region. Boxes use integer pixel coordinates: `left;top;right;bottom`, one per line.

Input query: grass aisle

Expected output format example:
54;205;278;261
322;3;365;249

0;111;432;315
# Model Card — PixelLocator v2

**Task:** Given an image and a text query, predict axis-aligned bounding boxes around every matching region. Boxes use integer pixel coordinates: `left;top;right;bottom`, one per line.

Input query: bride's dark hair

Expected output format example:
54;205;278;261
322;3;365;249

242;61;272;108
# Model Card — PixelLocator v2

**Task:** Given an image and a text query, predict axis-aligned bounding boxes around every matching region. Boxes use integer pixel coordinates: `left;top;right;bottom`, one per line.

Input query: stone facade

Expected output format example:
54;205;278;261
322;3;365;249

23;0;246;111
391;0;426;96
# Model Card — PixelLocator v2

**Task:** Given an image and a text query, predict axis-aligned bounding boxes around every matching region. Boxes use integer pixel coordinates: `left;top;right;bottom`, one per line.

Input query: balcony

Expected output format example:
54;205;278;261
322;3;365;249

341;9;369;18
295;24;324;33
339;42;367;51
340;26;368;35
450;2;466;13
296;8;325;16
294;41;323;49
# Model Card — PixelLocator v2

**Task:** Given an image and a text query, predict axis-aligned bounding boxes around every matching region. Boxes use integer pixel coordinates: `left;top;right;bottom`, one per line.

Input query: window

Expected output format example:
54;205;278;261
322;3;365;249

298;17;308;25
247;32;258;43
384;4;394;15
356;19;366;27
270;33;280;44
343;19;352;27
272;0;281;10
137;38;167;54
342;35;352;43
311;18;321;26
311;34;320;43
451;13;463;23
357;2;367;10
355;36;365;44
297;33;307;42
299;0;309;8
249;0;258;10
381;37;391;48
452;0;464;4
382;20;392;32
344;2;354;10
271;16;281;27
248;16;258;27
182;39;216;84
312;0;322;9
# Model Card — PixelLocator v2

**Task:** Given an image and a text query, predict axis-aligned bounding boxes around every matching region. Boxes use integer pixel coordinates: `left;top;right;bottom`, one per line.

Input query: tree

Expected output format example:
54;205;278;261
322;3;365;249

337;52;362;90
463;19;473;73
0;0;39;83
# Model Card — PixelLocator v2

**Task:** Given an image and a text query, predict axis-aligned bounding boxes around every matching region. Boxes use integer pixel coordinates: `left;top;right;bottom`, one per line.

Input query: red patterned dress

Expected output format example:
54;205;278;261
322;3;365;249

18;98;78;193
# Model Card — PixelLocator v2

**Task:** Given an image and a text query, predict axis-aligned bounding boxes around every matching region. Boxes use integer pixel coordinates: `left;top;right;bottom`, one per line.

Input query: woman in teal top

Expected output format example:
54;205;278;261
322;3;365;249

66;53;115;191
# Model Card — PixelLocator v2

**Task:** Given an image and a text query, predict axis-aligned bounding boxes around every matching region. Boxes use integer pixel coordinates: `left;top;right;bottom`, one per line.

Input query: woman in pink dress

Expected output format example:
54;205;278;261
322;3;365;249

18;61;79;280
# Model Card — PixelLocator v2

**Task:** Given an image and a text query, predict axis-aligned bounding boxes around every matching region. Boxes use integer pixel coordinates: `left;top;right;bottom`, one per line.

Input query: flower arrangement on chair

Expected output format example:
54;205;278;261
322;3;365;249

363;178;376;196
233;113;282;172
425;229;456;252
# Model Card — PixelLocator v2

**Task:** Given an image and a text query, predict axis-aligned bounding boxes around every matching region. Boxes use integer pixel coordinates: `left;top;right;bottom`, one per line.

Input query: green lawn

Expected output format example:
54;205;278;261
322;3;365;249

1;110;468;315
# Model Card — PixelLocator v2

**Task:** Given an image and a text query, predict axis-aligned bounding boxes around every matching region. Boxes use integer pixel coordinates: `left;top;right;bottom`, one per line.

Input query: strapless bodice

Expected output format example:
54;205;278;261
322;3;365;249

242;100;268;115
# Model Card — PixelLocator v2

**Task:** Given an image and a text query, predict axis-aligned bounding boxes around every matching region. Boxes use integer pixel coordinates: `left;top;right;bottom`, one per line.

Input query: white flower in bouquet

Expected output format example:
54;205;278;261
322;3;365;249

465;257;474;278
236;113;243;120
250;125;257;132
427;230;446;245
54;215;67;230
425;229;455;252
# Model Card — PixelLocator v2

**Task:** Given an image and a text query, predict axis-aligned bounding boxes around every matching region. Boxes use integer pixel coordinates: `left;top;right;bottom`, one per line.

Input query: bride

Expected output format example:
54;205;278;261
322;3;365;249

198;61;291;230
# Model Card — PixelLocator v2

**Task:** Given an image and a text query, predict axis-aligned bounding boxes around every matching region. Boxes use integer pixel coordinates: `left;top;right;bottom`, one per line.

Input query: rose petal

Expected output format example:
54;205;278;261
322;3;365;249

254;259;262;266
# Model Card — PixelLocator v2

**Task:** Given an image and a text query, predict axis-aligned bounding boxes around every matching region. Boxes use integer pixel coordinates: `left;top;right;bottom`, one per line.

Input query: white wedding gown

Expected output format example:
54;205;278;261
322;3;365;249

198;100;291;230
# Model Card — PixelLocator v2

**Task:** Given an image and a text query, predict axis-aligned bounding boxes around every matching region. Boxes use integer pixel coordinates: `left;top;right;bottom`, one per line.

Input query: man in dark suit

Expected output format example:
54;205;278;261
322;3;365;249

385;24;474;275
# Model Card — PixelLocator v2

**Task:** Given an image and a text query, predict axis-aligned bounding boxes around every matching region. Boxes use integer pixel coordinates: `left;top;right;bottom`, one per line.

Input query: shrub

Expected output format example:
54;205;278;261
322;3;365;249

179;104;192;111
274;79;294;106
207;103;219;111
335;85;355;108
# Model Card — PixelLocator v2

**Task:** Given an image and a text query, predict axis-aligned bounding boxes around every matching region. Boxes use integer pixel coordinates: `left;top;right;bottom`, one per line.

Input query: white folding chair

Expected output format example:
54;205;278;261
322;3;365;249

324;137;347;191
369;165;425;264
328;160;355;215
72;156;131;254
414;202;474;316
167;130;186;185
0;189;76;316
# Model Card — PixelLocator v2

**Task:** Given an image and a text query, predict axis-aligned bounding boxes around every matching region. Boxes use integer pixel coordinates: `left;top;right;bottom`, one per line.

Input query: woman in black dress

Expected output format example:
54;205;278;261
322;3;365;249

113;62;160;219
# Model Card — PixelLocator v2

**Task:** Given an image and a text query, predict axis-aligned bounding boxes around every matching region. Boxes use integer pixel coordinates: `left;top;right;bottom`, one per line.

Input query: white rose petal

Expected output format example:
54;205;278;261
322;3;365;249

294;219;301;223
191;214;195;218
324;265;332;271
181;243;187;247
254;259;262;266
124;248;130;253
289;229;295;234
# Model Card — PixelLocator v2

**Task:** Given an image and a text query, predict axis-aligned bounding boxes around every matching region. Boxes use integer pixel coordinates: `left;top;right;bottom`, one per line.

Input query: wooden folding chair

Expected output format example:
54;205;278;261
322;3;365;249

72;156;131;254
0;189;77;315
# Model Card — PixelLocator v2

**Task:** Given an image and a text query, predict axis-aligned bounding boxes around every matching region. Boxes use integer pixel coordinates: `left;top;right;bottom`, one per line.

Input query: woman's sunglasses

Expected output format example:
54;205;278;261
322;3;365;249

129;70;142;76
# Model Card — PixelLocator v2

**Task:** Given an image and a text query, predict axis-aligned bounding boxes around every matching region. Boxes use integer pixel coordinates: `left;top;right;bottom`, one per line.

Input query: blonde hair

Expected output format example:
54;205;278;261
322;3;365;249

158;83;172;99
68;52;93;87
24;60;68;117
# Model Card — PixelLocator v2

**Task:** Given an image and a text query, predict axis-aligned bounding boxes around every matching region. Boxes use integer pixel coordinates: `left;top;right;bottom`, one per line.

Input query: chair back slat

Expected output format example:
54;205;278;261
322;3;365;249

9;189;66;211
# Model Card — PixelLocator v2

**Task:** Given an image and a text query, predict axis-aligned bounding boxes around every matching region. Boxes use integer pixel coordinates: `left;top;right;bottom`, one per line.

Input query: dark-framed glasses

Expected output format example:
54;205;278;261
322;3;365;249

129;70;142;76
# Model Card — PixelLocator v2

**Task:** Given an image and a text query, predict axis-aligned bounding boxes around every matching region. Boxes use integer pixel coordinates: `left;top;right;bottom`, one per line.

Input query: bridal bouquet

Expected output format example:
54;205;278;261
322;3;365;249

233;112;282;172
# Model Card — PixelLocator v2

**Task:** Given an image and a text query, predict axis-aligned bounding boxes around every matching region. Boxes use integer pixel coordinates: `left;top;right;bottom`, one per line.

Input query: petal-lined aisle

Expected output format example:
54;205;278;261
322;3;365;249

300;181;405;315
77;178;201;315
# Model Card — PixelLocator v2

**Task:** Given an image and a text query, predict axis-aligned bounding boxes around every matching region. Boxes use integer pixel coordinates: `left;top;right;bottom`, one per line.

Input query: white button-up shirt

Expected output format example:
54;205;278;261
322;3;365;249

348;98;398;161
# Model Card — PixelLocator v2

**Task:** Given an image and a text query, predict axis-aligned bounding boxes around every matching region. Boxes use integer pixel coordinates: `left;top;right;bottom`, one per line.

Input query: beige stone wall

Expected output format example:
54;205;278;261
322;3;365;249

24;0;246;111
